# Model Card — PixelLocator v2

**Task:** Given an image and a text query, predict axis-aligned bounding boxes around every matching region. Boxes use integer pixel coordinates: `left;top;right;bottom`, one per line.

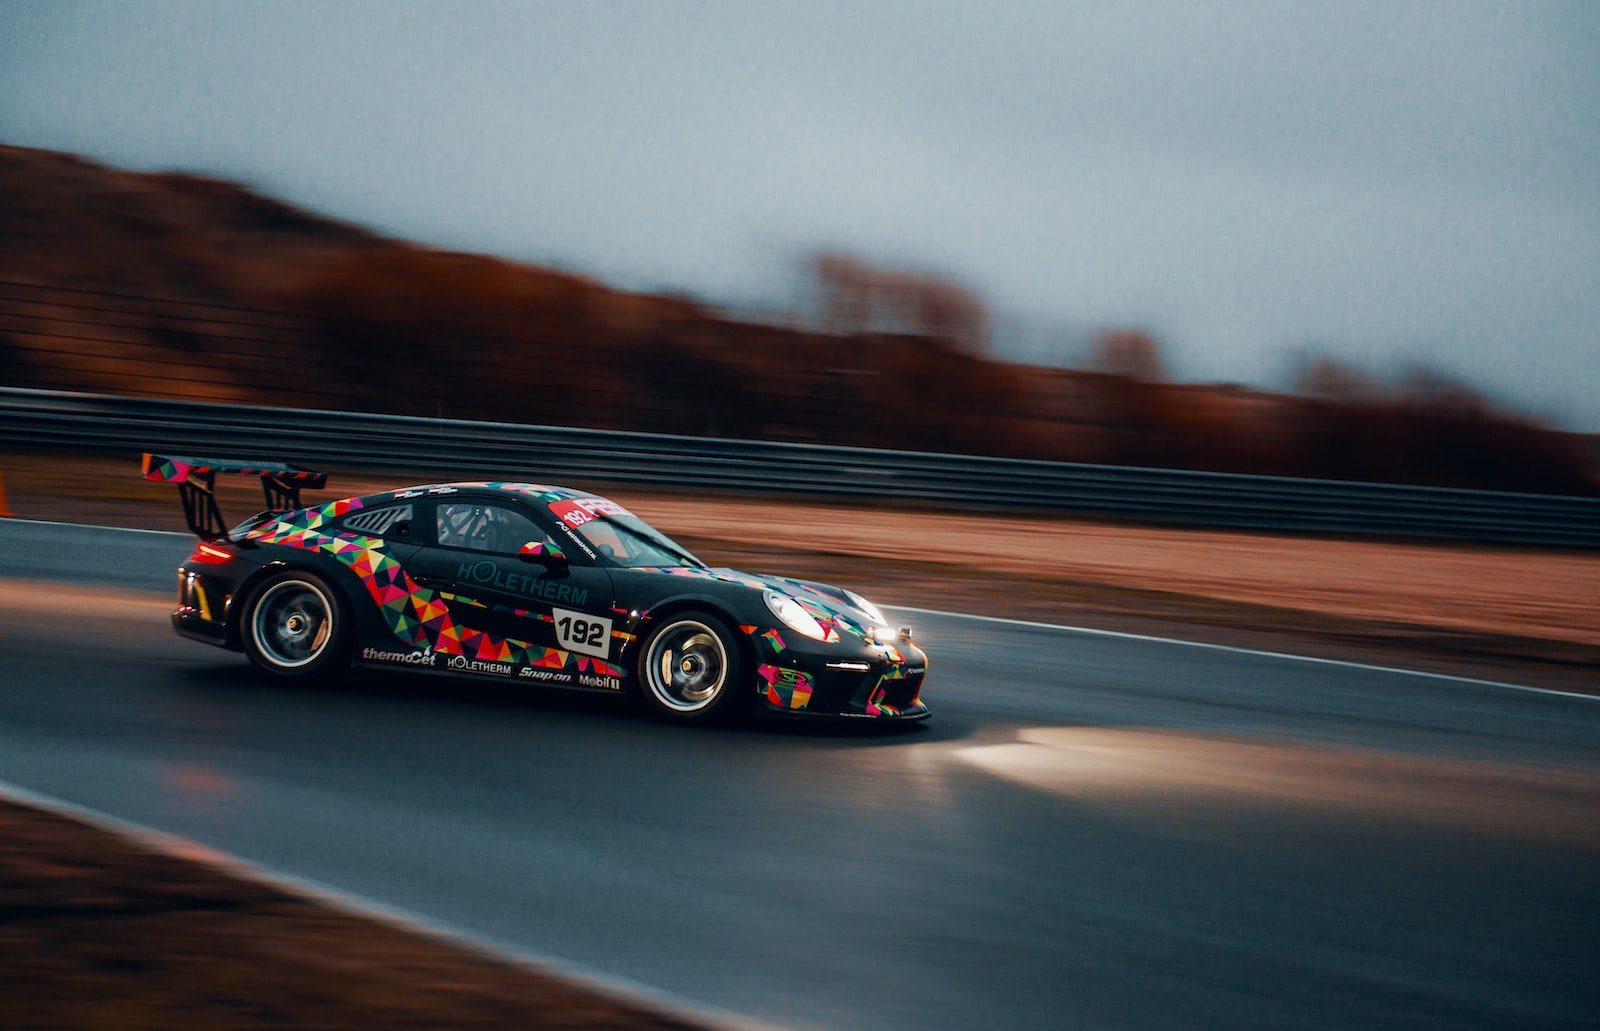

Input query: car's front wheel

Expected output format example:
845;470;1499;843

637;611;745;723
240;572;348;680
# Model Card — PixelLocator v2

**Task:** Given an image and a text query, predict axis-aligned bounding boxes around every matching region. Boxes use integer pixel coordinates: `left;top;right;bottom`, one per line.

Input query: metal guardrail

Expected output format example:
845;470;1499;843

2;387;1596;548
0;518;189;591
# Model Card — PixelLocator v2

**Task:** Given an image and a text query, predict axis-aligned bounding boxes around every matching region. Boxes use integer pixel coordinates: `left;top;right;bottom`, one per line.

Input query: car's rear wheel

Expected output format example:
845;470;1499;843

241;572;348;680
637;611;745;723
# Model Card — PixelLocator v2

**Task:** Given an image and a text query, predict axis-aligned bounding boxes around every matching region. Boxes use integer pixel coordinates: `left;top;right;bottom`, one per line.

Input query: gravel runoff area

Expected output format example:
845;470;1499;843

1;450;1595;1028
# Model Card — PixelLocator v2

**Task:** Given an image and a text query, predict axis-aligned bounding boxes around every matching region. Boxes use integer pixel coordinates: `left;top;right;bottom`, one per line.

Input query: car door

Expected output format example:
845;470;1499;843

404;495;617;680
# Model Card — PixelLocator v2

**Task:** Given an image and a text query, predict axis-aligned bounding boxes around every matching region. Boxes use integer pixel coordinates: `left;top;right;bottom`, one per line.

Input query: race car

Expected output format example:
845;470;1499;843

144;453;928;723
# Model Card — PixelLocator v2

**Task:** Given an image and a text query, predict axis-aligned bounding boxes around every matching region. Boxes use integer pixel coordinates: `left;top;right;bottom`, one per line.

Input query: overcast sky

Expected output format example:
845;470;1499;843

4;1;1597;428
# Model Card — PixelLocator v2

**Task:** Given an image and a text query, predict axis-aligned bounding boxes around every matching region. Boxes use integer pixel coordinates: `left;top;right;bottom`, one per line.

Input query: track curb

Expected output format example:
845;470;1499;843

0;778;783;1031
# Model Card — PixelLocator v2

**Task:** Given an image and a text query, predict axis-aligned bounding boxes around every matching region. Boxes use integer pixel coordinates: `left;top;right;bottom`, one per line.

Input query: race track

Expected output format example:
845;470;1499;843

0;566;1596;1029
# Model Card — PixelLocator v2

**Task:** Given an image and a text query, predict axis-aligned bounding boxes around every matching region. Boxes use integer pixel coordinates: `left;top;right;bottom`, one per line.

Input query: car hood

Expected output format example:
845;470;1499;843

647;565;881;641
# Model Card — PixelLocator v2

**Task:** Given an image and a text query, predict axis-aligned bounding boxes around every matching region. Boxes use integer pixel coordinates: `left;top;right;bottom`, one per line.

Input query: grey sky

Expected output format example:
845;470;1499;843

4;1;1597;428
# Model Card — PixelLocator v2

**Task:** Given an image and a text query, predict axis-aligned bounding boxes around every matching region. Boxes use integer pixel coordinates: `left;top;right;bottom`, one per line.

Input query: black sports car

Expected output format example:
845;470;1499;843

145;453;928;723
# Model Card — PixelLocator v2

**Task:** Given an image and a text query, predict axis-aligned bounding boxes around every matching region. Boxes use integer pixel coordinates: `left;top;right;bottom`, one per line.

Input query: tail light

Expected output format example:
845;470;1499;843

188;542;234;565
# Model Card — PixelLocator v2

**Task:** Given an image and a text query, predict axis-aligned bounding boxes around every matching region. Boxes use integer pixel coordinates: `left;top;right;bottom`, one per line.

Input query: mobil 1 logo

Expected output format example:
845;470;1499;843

553;607;612;659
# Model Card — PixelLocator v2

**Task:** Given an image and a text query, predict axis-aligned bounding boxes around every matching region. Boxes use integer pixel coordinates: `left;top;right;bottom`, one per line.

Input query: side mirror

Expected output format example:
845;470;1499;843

519;537;569;568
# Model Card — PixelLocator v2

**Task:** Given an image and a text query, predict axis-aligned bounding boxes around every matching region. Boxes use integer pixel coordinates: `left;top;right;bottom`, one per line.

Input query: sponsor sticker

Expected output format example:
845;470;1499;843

447;655;515;677
455;560;589;606
548;497;633;530
519;667;575;684
561;526;598;560
553;607;613;659
578;673;623;690
361;646;439;667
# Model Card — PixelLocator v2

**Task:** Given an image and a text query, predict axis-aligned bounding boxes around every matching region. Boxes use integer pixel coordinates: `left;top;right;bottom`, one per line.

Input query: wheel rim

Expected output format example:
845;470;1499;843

251;579;334;669
645;620;728;713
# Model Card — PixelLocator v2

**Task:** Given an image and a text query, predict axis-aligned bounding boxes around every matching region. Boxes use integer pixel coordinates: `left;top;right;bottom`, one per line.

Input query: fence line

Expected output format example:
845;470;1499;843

2;387;1595;548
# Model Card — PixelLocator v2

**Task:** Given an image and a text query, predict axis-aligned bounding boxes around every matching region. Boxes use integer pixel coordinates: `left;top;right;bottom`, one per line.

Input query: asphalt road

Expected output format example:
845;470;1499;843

1;573;1596;1030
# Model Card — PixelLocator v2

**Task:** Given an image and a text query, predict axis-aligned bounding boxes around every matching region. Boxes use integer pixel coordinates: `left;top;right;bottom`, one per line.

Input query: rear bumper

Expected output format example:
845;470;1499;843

173;607;231;648
172;567;238;649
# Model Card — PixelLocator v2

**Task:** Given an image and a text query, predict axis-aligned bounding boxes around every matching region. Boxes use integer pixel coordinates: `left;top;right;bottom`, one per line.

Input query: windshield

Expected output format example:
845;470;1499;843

547;498;705;569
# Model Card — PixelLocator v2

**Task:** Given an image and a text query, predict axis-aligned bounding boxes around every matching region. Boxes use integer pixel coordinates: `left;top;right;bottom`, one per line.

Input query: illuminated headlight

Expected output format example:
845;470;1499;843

765;591;827;641
843;589;887;628
875;625;913;645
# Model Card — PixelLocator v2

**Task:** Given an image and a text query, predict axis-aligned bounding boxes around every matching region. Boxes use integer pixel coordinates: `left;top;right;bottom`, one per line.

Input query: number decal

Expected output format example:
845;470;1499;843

553;607;613;659
549;497;634;530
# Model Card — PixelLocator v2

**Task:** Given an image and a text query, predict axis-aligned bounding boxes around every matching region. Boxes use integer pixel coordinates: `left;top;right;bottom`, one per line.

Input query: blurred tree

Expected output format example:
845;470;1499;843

811;251;989;354
1397;367;1488;413
5;143;1591;492
1295;357;1383;403
1091;330;1165;381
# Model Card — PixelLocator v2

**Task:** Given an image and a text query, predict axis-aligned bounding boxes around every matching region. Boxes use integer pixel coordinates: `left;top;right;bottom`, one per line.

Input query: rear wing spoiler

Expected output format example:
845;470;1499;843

141;452;328;539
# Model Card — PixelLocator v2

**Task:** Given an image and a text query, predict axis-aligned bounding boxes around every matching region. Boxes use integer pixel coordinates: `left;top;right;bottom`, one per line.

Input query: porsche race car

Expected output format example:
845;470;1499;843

145;453;929;723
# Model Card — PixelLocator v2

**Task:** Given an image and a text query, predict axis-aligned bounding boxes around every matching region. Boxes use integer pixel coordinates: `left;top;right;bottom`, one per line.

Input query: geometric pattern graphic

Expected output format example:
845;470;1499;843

454;481;582;503
143;455;202;484
865;663;923;718
141;452;327;487
207;479;926;717
244;498;623;677
757;663;814;710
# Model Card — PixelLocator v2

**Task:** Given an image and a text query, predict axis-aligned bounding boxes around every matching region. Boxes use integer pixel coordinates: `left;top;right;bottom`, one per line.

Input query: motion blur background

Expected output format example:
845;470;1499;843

3;10;1599;1030
2;1;1596;493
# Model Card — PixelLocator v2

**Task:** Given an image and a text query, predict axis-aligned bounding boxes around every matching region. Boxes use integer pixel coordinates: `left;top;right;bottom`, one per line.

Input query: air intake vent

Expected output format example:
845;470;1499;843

342;504;413;535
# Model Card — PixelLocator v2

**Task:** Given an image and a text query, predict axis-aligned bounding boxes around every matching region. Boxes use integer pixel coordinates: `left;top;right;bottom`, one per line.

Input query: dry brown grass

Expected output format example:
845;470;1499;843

624;495;1600;647
0;800;707;1030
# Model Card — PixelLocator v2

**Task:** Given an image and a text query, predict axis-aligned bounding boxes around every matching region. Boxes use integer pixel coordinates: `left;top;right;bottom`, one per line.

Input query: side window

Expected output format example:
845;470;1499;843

341;503;414;539
578;520;629;562
436;502;544;554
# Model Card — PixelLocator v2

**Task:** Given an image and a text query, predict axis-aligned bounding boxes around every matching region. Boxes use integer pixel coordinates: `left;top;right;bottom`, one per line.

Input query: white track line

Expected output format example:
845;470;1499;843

0;779;781;1031
886;605;1598;702
9;520;1591;703
2;516;187;536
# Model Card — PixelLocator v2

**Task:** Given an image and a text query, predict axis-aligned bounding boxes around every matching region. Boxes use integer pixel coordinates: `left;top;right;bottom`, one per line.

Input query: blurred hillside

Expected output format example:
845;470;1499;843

2;144;1593;495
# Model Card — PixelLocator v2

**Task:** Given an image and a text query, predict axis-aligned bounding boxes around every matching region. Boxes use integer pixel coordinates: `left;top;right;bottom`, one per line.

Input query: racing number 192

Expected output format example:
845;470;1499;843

558;616;604;646
552;607;613;659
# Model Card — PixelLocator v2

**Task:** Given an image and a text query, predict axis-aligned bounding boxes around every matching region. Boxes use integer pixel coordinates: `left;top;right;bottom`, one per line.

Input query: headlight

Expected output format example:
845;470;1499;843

843;589;887;629
765;591;827;641
866;625;899;645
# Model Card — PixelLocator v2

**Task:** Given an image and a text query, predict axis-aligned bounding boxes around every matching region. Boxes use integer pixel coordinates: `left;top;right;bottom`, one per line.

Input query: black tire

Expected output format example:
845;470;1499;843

636;610;746;723
240;572;349;680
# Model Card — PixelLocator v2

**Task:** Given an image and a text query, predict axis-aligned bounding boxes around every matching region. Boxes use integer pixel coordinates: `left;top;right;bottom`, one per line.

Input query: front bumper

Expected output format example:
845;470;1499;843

750;629;930;720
